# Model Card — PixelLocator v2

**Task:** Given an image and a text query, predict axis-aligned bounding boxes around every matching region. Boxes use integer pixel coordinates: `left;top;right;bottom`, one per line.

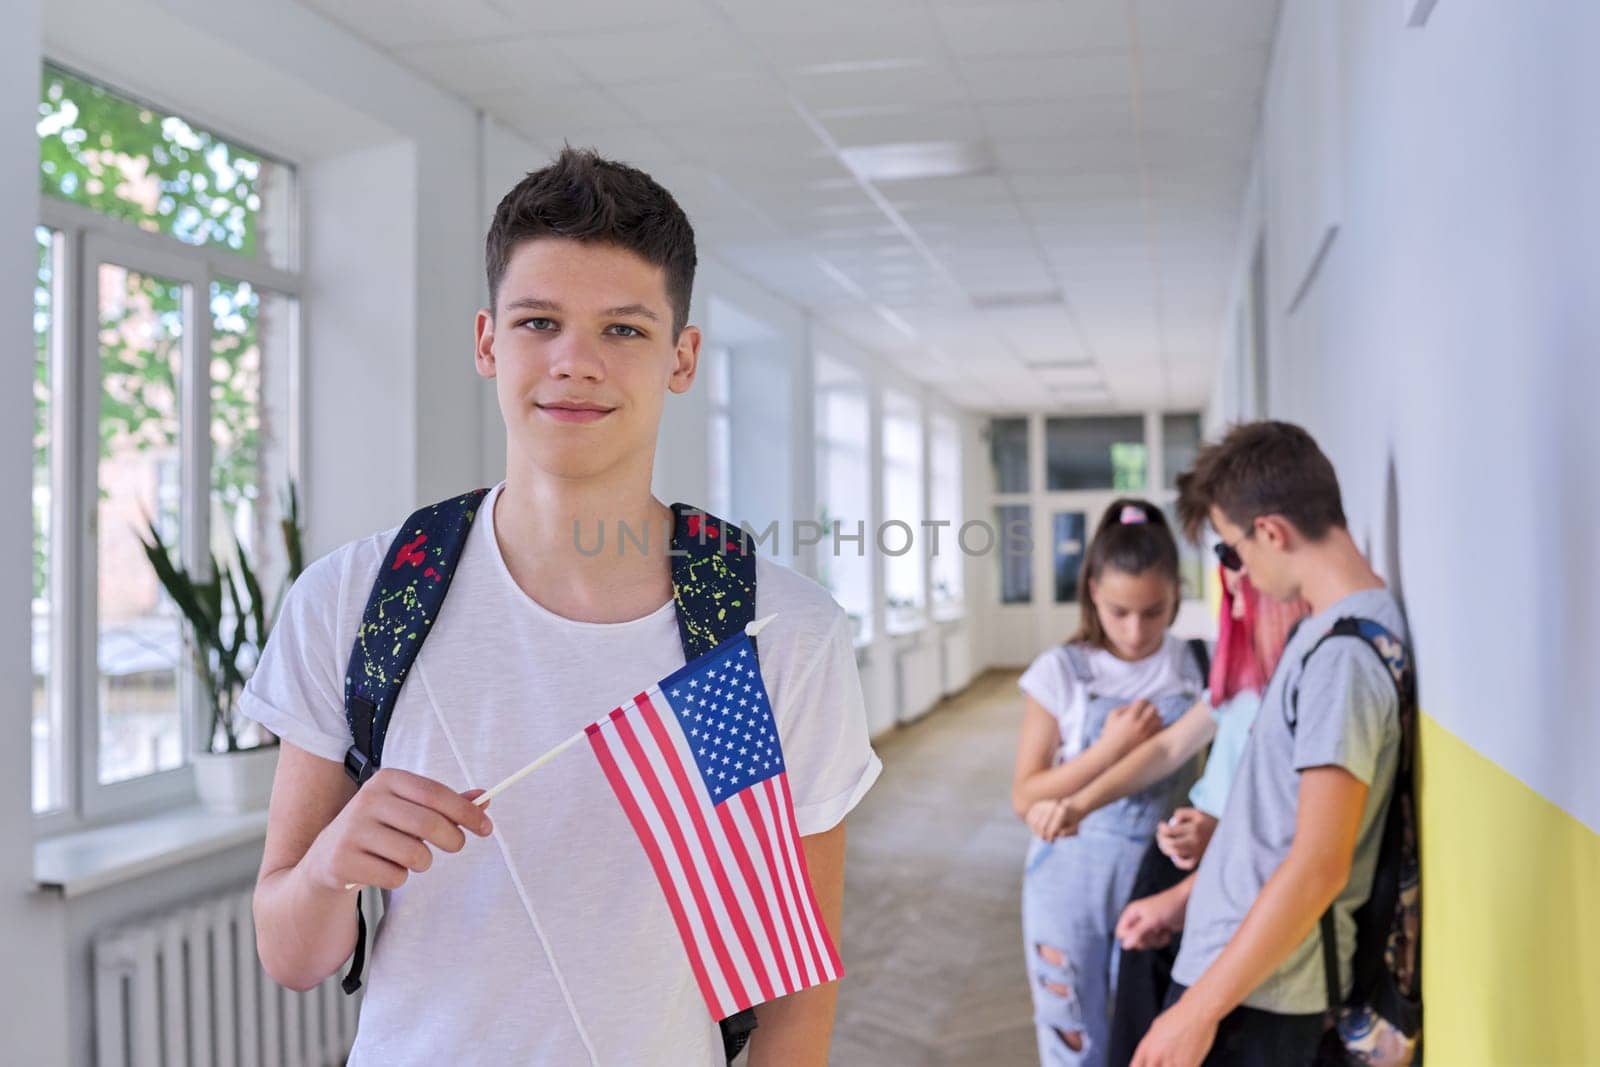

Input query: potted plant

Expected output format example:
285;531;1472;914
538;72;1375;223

139;485;304;813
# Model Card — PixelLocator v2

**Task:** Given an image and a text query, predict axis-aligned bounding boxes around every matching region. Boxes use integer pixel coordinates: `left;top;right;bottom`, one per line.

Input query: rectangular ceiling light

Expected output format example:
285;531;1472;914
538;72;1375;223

971;288;1064;309
838;141;992;183
1036;365;1103;388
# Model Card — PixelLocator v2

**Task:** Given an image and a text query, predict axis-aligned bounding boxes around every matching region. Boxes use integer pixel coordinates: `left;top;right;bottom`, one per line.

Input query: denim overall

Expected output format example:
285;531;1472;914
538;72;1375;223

1022;642;1206;1067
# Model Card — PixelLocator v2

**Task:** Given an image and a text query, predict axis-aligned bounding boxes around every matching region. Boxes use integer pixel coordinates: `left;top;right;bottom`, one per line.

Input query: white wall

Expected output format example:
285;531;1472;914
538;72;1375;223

0;5;71;1058
1222;0;1600;830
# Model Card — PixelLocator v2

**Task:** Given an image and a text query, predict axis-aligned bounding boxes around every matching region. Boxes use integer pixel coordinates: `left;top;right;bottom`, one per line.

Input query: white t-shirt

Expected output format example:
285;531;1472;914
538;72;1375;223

241;483;882;1066
1017;634;1202;760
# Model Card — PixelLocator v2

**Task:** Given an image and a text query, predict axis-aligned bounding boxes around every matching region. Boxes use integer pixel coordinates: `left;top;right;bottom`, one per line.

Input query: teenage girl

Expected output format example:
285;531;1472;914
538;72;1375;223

1012;500;1209;1067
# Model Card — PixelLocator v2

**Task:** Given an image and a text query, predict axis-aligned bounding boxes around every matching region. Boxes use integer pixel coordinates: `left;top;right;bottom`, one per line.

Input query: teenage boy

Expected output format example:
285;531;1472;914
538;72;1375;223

1125;421;1406;1067
244;148;881;1065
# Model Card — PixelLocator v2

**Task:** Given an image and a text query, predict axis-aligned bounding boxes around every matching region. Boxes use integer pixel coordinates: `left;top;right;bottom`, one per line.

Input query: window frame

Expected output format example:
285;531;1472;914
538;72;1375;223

812;356;875;645
879;388;926;635
34;153;304;835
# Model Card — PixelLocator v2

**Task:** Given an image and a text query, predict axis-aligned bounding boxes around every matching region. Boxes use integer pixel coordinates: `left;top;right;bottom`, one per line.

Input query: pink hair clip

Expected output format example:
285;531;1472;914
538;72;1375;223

1119;504;1149;525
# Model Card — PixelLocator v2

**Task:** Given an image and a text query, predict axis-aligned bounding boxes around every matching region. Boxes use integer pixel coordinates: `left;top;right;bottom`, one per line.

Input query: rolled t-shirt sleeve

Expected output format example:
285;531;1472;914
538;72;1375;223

1291;640;1399;786
774;611;882;837
1018;648;1083;754
239;552;354;764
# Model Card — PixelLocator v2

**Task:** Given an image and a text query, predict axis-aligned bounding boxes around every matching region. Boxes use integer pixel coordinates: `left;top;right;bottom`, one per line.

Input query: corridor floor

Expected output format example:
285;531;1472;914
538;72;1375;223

830;669;1038;1066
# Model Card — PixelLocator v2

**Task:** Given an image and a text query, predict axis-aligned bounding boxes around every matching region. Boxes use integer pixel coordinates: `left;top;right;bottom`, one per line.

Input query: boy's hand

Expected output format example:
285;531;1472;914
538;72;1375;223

1024;798;1062;839
1130;996;1218;1067
1116;883;1188;951
1098;700;1162;756
300;768;494;894
1157;808;1218;871
1023;797;1084;840
1049;796;1085;839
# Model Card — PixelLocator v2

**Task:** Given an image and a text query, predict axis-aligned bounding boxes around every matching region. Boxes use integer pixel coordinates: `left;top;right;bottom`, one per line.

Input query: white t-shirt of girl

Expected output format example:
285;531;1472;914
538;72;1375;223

240;483;882;1066
1018;633;1203;761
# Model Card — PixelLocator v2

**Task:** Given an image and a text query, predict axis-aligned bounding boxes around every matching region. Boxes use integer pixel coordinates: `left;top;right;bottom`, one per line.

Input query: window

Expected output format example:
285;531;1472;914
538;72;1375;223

881;390;925;633
39;67;295;268
1045;415;1147;491
989;416;1029;493
1162;413;1201;490
814;355;871;642
995;504;1032;604
929;413;964;616
33;65;300;823
1052;510;1087;604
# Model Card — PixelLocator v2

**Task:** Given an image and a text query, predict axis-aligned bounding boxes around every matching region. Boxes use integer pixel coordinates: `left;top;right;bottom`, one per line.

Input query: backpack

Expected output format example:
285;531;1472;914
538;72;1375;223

337;490;763;1062
1289;618;1422;1066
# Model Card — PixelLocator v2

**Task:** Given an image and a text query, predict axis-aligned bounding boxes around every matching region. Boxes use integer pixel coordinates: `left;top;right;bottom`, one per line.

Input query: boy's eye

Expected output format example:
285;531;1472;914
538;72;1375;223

521;317;556;331
607;324;643;338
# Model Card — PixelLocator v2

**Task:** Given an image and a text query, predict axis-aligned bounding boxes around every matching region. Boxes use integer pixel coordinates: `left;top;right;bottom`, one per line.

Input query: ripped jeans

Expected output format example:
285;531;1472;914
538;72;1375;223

1022;830;1152;1067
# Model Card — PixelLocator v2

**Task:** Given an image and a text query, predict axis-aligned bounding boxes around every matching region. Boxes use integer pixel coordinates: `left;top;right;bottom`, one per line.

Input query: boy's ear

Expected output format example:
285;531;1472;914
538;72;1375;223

474;308;497;380
1257;514;1297;552
668;324;701;395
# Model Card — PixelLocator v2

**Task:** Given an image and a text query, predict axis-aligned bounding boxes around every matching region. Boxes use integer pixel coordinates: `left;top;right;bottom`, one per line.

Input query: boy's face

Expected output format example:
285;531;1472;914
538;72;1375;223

475;238;698;482
1211;505;1300;603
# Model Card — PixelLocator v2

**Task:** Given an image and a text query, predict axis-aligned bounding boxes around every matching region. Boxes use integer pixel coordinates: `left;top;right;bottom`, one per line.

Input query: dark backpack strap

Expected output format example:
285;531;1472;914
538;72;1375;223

1288;617;1413;735
669;503;757;658
339;488;487;995
669;503;762;1063
1185;637;1211;687
1320;909;1341;1013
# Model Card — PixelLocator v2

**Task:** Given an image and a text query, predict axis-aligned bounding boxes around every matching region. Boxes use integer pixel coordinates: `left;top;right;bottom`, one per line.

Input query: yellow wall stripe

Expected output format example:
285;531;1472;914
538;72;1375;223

1417;712;1600;1065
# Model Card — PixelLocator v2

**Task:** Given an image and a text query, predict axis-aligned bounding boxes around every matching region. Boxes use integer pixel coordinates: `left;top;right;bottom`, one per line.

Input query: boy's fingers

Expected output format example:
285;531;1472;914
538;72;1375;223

392;774;493;834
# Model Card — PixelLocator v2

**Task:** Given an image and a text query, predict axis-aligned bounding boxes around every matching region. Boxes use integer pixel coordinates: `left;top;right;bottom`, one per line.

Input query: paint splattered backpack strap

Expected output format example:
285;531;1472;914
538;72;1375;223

338;487;488;994
668;503;758;659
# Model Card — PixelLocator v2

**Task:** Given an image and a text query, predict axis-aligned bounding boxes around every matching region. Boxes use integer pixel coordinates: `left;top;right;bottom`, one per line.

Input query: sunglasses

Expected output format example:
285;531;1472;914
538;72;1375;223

1213;528;1254;572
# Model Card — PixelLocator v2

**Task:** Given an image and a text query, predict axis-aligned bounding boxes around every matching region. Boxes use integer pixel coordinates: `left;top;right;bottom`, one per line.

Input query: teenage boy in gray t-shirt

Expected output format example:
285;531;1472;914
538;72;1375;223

1120;422;1405;1067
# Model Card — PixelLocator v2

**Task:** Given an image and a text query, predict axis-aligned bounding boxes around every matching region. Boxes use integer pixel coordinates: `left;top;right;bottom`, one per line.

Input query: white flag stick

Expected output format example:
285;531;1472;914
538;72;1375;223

472;727;586;807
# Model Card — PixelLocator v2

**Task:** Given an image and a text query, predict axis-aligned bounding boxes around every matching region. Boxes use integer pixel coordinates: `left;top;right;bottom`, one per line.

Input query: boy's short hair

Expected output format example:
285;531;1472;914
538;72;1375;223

485;146;697;333
1176;420;1347;542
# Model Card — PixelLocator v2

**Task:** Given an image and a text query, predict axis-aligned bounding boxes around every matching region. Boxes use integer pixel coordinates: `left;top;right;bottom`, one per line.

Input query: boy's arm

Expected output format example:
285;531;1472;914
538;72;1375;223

746;822;846;1066
1132;765;1366;1066
1066;697;1216;824
1012;696;1162;814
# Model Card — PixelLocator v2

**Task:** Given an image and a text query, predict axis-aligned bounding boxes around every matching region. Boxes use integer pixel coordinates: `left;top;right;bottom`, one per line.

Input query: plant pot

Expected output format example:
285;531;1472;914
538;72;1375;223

193;745;280;814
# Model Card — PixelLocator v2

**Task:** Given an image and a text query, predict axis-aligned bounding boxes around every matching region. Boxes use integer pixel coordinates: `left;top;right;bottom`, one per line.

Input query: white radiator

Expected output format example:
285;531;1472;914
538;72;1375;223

940;625;973;696
897;640;943;724
93;885;378;1067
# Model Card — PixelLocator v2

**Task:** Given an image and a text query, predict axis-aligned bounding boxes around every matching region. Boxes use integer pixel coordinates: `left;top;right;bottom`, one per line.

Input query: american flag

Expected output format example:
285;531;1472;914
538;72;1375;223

584;629;843;1020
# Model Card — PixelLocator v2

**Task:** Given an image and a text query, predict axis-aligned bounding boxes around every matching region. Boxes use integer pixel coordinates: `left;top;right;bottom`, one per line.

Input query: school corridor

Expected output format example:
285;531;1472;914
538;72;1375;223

3;0;1599;1064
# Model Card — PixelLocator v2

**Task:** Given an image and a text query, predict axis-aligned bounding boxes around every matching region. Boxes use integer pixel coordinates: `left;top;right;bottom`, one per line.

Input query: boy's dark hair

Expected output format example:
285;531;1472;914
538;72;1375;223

485;146;697;333
1071;498;1181;649
1176;420;1347;543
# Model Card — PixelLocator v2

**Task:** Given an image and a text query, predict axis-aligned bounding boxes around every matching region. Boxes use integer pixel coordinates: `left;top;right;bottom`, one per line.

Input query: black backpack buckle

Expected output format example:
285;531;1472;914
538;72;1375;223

344;745;377;785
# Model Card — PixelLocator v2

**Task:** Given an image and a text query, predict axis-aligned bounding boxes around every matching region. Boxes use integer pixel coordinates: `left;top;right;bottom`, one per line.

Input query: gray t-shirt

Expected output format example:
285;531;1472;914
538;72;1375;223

1171;587;1406;1014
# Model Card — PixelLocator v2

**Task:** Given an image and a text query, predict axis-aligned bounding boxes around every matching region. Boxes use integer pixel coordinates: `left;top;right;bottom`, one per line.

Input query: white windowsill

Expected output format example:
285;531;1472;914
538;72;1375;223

35;805;269;899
